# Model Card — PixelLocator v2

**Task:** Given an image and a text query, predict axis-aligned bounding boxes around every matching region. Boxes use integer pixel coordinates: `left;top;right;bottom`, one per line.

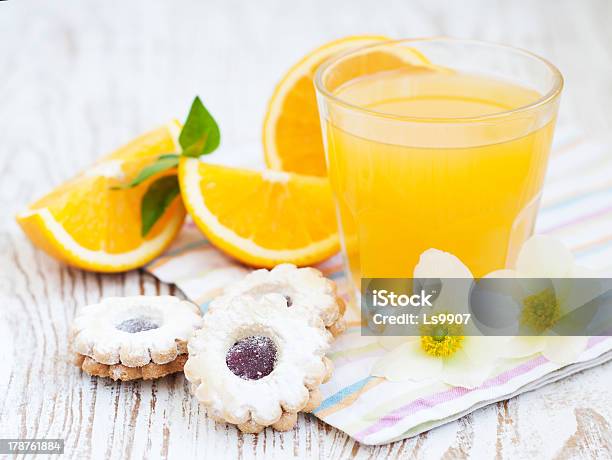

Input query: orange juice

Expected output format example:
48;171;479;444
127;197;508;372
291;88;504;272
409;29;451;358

323;68;557;287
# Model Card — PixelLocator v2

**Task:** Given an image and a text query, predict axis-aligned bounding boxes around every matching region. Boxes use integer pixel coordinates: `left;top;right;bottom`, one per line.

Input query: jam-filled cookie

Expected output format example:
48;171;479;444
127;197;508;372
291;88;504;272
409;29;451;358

211;264;346;336
71;296;202;381
184;293;334;433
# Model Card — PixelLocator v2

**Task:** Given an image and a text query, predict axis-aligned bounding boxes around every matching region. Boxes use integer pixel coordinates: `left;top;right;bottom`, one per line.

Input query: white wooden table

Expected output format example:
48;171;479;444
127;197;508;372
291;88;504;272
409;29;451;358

1;1;612;458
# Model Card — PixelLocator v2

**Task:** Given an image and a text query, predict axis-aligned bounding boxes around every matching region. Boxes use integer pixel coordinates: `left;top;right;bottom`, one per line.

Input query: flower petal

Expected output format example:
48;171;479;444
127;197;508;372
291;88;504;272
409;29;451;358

441;349;497;389
516;235;574;277
541;336;588;365
555;277;602;313
515;277;555;298
484;269;517;279
370;341;443;382
461;336;511;363
377;336;412;351
414;249;473;312
414;249;473;279
502;336;546;358
549;277;602;335
468;280;523;335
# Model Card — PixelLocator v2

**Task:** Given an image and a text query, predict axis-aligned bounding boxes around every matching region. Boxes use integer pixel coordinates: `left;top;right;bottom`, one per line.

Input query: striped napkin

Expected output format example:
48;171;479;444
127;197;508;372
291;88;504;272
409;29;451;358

147;126;612;445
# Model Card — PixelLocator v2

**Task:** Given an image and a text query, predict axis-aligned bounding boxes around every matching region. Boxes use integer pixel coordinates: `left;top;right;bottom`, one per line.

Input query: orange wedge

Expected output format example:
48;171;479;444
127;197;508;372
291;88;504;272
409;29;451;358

178;158;339;267
263;36;442;177
263;35;388;177
16;122;186;272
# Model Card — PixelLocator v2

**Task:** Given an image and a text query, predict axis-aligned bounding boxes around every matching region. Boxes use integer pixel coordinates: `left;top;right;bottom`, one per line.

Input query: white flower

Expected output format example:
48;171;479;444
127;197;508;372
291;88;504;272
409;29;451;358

485;235;602;365
371;249;506;389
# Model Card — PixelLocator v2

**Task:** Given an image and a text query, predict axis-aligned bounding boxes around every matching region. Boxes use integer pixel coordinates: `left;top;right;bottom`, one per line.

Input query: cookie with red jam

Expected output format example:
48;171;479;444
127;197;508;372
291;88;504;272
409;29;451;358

184;293;334;433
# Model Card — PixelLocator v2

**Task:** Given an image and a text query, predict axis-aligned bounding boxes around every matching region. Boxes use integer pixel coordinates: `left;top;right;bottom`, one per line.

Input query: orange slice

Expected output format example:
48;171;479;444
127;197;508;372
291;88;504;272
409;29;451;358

263;35;389;177
16;122;186;272
178;158;339;267
263;36;441;177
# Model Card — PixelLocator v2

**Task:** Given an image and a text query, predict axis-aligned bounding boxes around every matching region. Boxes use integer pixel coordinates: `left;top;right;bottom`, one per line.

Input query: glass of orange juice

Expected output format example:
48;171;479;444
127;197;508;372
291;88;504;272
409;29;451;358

314;38;563;302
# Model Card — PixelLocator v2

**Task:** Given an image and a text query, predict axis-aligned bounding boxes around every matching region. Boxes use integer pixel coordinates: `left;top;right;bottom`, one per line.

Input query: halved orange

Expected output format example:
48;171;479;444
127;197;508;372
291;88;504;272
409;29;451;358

16;122;186;272
178;158;339;267
263;35;389;177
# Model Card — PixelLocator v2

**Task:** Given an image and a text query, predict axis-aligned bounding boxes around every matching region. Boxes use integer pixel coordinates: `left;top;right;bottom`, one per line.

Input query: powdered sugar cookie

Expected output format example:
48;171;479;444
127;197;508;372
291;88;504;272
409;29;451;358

211;264;346;336
184;293;334;433
71;296;202;381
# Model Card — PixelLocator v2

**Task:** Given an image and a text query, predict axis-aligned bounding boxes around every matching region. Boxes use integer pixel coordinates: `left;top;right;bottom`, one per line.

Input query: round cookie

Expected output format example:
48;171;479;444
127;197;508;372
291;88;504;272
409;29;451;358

71;295;202;381
211;264;346;336
185;293;334;433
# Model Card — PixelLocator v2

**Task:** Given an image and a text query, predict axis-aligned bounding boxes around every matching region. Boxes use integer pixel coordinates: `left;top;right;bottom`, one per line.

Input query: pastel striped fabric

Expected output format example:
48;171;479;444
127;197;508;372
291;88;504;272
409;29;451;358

147;126;612;444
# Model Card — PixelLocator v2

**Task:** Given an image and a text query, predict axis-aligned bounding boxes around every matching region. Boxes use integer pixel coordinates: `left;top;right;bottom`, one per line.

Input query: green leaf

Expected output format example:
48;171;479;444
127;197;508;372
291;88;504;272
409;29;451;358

179;96;220;157
141;175;181;237
111;155;179;190
158;153;181;161
181;134;208;158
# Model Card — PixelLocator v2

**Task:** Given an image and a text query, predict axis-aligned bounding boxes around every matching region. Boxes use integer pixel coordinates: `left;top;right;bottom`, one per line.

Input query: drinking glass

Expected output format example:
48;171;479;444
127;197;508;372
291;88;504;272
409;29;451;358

314;38;563;304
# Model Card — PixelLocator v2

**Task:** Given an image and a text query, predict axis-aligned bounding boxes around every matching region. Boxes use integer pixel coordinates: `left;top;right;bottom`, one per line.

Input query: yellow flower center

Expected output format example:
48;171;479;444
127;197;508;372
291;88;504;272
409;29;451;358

419;323;464;358
520;288;560;333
